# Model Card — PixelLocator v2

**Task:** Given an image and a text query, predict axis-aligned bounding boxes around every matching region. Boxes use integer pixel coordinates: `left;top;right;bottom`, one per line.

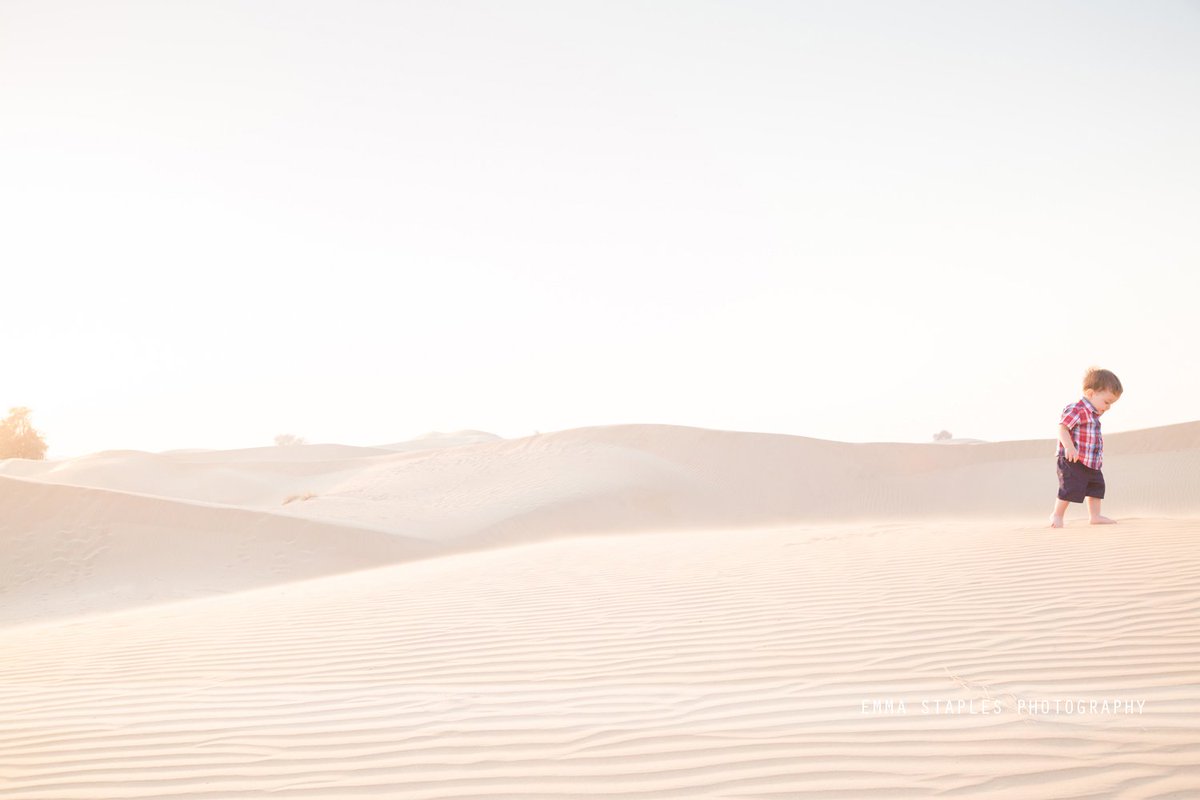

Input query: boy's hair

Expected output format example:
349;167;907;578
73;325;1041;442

1083;366;1123;396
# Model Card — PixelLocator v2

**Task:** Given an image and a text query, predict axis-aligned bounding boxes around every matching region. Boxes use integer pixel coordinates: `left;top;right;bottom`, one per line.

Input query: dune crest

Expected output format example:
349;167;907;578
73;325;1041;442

0;476;435;627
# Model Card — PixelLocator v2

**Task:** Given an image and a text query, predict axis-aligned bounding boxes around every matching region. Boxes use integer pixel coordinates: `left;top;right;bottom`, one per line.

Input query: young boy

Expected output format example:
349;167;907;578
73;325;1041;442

1049;367;1123;528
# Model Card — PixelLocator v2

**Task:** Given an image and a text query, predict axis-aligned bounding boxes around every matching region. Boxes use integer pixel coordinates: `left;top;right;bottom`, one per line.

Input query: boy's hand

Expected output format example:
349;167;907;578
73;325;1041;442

1064;445;1080;462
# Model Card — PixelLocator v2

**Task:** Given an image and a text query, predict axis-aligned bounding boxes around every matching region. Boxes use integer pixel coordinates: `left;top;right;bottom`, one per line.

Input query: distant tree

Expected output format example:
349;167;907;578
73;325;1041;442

0;407;48;459
933;430;953;441
274;433;306;446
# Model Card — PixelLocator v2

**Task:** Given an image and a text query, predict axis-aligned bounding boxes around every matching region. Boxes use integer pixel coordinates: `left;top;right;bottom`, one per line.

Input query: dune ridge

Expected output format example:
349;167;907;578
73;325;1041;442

6;423;1200;541
0;476;436;627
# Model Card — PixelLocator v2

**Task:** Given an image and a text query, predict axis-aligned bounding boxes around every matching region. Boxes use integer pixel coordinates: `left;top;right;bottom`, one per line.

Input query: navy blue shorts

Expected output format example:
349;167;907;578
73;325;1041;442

1057;455;1105;503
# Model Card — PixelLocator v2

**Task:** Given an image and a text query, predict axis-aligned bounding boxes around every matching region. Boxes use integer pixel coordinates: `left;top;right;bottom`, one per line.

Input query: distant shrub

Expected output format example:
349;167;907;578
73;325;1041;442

282;491;317;505
275;433;307;446
933;430;953;441
0;407;48;460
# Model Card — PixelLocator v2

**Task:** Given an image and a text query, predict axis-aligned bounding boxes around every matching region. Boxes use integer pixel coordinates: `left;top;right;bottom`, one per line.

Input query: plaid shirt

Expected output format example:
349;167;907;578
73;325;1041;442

1057;397;1104;470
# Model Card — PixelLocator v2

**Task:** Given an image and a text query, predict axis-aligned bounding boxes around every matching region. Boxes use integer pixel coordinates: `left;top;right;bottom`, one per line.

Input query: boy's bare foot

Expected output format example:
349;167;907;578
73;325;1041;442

1049;515;1064;528
1089;516;1117;525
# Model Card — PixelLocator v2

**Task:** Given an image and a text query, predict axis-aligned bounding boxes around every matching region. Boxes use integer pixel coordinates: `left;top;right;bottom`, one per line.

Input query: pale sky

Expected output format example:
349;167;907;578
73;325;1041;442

3;1;1198;458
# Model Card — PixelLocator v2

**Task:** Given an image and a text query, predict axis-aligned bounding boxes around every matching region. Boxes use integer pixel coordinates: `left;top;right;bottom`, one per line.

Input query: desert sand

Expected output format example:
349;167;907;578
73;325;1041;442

2;423;1198;799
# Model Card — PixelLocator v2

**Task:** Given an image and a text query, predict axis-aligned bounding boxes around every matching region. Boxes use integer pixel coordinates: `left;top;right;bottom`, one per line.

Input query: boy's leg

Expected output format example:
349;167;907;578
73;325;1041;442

1052;455;1080;528
1087;496;1116;524
1049;498;1070;528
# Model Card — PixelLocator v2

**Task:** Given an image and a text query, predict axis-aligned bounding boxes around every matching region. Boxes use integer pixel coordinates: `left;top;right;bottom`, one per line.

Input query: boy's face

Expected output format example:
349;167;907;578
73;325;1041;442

1085;388;1120;415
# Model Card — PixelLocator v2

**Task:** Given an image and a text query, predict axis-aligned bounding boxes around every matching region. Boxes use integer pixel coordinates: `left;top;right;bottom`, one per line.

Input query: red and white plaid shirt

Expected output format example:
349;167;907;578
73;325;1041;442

1058;397;1104;470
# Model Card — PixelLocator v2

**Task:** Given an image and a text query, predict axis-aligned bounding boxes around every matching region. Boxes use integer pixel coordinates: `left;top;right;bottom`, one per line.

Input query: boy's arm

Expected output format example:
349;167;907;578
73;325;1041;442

1057;424;1079;461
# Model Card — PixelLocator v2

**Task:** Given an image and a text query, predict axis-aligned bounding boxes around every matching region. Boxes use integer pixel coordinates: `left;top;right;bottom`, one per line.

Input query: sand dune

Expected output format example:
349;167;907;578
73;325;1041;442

7;423;1200;540
0;477;436;627
1;423;1198;798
